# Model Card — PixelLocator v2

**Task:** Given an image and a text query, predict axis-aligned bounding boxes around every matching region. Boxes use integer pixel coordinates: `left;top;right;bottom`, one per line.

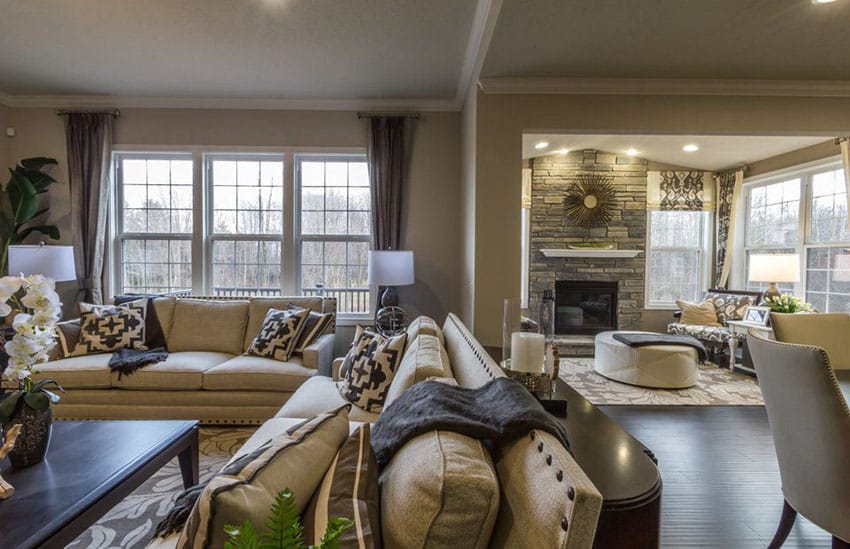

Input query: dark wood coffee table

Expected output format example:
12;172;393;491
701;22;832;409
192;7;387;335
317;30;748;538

0;420;199;549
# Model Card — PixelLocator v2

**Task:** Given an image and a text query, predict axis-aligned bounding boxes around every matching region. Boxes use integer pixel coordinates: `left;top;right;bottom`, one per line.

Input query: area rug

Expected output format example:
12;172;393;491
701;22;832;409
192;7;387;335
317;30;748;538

559;358;764;406
67;427;255;549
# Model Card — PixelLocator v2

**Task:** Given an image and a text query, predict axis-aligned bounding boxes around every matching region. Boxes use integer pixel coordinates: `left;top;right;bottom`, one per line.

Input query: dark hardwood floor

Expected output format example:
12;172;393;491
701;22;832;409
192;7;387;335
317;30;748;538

599;406;832;548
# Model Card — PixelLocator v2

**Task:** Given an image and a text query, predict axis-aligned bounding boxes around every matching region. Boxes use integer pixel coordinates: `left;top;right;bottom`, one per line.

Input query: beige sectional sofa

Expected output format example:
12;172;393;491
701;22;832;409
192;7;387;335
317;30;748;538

35;296;337;424
150;312;602;548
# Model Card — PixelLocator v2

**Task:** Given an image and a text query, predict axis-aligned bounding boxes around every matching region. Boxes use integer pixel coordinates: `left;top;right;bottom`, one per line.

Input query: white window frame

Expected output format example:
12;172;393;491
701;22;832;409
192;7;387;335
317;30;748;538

740;156;847;303
294;153;372;322
109;145;371;322
644;210;713;309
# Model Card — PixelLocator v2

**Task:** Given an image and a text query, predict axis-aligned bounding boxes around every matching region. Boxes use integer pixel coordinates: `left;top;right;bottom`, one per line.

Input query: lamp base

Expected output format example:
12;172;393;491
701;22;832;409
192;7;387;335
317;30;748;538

762;282;781;304
380;287;399;307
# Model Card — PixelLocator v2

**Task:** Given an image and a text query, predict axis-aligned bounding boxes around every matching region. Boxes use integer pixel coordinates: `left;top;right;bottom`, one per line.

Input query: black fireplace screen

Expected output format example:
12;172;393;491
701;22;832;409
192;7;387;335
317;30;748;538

554;280;618;335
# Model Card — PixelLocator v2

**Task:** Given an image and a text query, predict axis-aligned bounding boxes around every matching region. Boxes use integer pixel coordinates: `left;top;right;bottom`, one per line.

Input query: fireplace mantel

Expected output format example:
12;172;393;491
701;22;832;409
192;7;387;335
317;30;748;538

541;248;642;259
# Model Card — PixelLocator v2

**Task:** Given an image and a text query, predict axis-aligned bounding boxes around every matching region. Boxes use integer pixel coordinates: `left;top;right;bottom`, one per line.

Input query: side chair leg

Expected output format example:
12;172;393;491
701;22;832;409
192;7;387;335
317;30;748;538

833;536;850;549
767;500;797;549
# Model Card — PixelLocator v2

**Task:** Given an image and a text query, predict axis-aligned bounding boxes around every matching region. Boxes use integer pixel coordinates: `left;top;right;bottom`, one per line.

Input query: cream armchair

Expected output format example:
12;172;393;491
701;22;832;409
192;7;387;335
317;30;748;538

747;331;850;547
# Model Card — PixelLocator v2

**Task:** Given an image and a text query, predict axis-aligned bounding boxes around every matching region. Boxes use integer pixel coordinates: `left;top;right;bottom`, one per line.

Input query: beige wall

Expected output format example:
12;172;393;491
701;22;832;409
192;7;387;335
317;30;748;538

748;139;840;178
470;91;850;346
459;85;477;325
7;107;462;330
0;103;9;172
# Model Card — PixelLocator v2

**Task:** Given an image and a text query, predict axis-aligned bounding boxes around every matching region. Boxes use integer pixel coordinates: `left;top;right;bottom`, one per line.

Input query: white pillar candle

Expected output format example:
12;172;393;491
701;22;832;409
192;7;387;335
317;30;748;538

511;332;545;373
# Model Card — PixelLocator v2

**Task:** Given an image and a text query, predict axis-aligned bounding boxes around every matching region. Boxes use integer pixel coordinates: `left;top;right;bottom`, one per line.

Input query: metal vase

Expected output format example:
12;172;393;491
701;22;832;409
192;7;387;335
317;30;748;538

5;404;52;469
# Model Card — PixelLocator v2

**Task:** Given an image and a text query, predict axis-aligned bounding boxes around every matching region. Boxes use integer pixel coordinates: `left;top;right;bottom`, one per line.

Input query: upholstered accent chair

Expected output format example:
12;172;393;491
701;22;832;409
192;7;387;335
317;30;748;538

746;331;850;547
770;312;850;371
667;289;762;366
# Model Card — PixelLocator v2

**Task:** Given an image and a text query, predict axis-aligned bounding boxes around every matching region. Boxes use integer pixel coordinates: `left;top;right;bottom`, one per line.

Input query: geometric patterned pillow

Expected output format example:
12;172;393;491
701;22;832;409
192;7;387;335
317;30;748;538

704;293;755;325
288;305;335;354
71;299;148;356
247;307;311;362
338;330;407;413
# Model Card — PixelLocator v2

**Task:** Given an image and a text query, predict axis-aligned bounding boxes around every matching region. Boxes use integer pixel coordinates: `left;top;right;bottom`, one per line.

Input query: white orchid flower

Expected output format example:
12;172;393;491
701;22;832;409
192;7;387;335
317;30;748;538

0;302;11;317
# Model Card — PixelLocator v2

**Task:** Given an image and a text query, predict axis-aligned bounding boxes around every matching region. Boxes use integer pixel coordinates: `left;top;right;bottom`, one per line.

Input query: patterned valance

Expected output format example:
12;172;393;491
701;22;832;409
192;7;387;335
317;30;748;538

647;171;715;212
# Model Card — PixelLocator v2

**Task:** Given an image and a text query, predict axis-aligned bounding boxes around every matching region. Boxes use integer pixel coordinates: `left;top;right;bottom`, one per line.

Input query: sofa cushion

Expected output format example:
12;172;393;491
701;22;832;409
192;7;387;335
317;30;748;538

152;297;178;341
202;355;315;392
276;376;379;423
676;299;721;327
72;300;148;356
33;354;112;389
246;307;310;362
380;430;500;549
667;322;736;344
111;351;232;390
339;330;407;413
177;406;350;549
384;333;452;409
168;299;248;355
304;424;381;547
243;297;324;351
406;315;445;348
230;417;365;466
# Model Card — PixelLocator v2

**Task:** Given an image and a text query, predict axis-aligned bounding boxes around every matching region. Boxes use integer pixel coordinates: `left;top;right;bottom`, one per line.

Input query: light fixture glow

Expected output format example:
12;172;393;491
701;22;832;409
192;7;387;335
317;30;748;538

812;0;838;4
683;144;699;152
534;141;549;150
626;148;638;157
556;148;569;155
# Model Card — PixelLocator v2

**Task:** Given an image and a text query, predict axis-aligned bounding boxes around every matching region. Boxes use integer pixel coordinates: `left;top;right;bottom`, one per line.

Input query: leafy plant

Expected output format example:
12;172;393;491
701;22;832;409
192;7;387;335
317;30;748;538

224;488;352;549
765;293;813;314
0;157;62;273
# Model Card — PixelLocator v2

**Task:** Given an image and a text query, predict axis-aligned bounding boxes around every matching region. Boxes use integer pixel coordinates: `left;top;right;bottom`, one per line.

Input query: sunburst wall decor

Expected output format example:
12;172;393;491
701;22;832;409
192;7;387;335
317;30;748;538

563;173;617;228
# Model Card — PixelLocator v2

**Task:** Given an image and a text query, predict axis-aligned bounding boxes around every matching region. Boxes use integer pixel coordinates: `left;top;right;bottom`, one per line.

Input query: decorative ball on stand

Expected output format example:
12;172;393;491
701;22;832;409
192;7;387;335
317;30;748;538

375;306;408;336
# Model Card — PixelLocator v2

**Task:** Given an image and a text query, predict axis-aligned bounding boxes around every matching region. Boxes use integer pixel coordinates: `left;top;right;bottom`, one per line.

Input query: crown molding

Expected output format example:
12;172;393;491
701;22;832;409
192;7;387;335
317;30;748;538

478;77;850;97
0;94;460;112
455;0;502;107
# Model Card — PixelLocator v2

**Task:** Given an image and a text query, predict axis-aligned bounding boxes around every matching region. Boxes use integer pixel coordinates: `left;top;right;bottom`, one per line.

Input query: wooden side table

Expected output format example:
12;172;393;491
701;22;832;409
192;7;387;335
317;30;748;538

726;320;774;374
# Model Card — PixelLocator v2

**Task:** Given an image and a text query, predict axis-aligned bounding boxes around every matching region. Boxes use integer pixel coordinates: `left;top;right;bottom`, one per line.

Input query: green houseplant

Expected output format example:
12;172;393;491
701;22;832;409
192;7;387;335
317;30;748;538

224;488;352;549
0;157;62;274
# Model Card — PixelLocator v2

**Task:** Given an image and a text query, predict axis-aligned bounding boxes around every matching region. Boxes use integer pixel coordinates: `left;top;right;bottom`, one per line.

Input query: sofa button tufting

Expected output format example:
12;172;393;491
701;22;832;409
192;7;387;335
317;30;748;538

538;442;543;452
561;517;569;531
556;470;563;482
567;486;575;500
546;454;552;465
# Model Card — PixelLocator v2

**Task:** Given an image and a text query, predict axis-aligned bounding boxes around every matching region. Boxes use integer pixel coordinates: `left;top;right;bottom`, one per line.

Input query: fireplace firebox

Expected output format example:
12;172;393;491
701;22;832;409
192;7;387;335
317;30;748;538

554;280;618;335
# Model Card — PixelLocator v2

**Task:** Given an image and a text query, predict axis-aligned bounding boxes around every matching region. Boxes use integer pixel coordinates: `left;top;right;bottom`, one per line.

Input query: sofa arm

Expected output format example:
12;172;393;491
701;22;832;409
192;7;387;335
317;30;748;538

302;333;335;375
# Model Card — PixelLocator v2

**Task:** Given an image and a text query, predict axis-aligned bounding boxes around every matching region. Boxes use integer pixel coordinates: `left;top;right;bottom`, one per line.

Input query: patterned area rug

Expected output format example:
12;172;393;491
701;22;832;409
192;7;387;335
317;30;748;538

559;358;764;405
67;427;255;549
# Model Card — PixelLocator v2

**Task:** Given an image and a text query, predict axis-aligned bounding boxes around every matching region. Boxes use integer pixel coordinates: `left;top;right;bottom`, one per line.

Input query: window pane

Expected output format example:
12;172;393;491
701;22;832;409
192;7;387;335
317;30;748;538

805;246;850;312
298;158;370;237
746;179;800;247
211;239;281;297
211;156;283;236
808;169;849;244
300;239;370;314
120;156;193;234
120;238;192;294
646;211;706;305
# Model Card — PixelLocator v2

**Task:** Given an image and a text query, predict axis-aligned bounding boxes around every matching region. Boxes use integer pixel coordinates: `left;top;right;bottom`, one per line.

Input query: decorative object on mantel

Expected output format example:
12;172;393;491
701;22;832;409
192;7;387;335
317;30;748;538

541;248;642;259
563;173;617;229
0;274;63;469
566;243;615;250
0;423;22;499
0;157;63;274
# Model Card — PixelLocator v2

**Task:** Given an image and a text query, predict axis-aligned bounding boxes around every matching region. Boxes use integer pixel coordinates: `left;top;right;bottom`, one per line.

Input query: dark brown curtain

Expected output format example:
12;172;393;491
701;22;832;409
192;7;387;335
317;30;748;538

367;116;414;250
62;113;114;304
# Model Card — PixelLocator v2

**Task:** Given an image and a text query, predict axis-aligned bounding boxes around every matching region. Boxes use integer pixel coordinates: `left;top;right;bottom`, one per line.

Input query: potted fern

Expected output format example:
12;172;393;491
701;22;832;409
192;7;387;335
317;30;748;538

224;488;352;549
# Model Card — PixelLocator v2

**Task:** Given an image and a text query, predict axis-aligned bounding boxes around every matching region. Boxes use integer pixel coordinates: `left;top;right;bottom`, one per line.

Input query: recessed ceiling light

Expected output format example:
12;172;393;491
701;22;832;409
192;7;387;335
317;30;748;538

812;0;838;4
683;144;699;152
626;148;638;157
556;148;569;155
534;141;549;150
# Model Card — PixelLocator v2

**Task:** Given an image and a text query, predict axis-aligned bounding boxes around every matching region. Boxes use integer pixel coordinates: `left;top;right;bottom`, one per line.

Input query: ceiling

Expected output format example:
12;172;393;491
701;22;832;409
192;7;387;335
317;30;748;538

521;134;831;171
0;0;476;102
483;0;850;80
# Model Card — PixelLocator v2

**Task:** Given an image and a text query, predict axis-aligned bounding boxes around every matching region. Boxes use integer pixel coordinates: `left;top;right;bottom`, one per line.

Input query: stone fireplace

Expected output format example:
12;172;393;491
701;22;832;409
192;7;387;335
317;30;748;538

528;149;647;335
555;280;619;335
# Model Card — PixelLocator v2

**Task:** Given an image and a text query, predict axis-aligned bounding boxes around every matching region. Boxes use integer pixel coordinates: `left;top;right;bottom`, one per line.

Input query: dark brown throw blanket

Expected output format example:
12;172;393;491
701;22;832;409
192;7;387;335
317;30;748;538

371;377;570;468
109;347;168;379
612;332;708;362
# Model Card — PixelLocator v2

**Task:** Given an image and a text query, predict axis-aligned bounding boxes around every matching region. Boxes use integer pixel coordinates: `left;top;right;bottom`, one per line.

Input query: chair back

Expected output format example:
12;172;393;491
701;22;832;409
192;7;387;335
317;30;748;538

746;331;850;540
770;312;850;370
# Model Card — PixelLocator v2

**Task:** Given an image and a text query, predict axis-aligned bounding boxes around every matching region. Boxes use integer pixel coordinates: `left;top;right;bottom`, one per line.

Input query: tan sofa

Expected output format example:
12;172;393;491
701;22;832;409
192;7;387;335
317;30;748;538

34;296;337;425
151;313;603;548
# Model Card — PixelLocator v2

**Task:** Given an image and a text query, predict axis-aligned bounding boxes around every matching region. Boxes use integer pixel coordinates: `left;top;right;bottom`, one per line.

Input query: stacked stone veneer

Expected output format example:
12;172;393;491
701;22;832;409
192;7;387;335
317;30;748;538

529;149;647;331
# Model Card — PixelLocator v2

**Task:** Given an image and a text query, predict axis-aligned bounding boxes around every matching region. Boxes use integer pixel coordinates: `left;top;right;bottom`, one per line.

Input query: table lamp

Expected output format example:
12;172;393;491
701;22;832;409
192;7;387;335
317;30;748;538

368;250;414;334
7;244;76;281
748;253;799;302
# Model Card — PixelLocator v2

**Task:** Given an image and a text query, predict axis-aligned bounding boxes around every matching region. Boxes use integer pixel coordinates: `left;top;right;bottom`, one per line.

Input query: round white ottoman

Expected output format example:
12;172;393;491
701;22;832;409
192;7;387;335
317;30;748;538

594;331;699;389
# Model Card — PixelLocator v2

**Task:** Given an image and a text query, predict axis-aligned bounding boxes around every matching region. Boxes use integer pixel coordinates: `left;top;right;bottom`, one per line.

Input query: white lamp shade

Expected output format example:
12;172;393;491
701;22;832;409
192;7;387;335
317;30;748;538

748;254;800;283
368;250;415;286
8;245;76;282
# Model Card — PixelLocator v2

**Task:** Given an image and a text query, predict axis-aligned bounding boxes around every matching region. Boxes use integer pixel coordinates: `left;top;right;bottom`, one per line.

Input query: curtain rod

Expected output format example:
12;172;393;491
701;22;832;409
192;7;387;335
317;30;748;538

357;112;420;120
712;165;749;178
55;109;121;118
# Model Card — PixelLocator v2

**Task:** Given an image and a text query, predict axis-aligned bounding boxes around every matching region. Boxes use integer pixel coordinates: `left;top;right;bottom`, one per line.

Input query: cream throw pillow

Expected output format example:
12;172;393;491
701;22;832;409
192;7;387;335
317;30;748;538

676;299;722;327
